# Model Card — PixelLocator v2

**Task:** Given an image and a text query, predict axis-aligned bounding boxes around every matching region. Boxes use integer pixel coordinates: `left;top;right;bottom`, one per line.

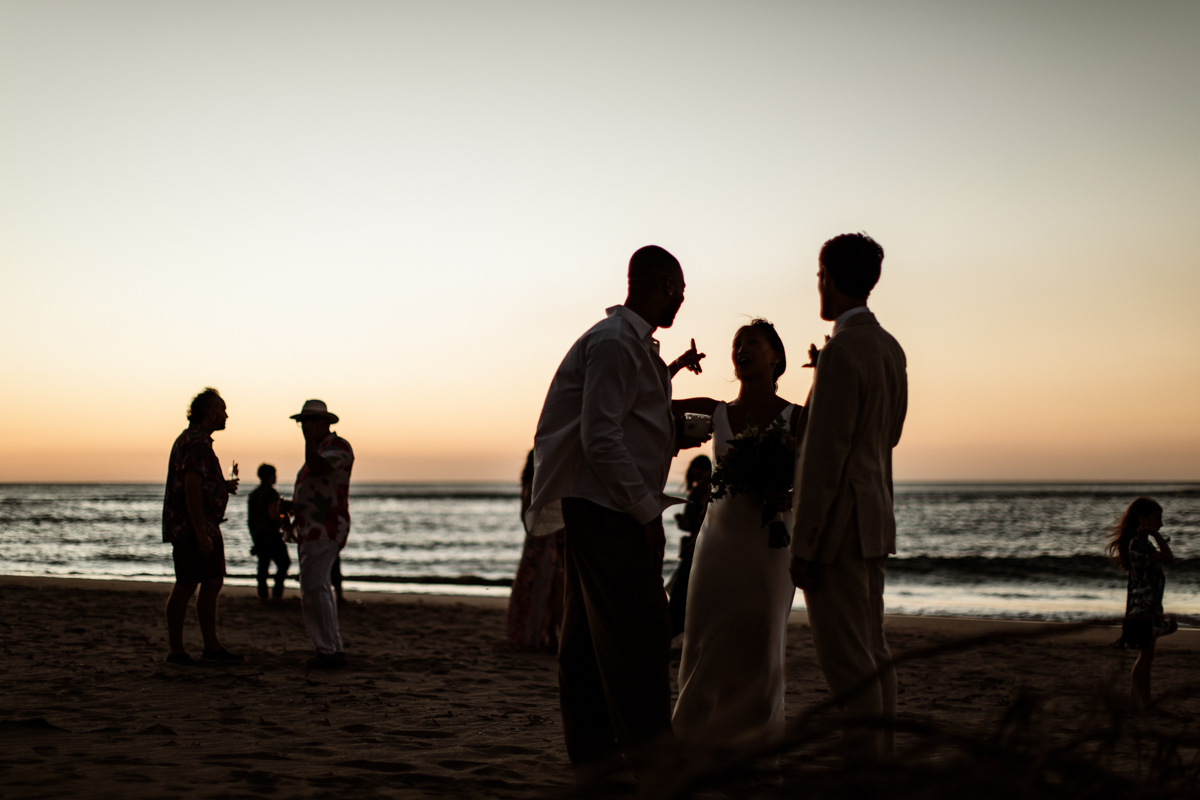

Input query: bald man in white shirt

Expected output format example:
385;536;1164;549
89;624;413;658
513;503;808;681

525;245;707;768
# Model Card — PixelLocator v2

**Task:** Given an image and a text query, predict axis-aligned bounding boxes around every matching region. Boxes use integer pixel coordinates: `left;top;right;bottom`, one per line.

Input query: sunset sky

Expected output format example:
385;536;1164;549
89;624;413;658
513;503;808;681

2;1;1197;484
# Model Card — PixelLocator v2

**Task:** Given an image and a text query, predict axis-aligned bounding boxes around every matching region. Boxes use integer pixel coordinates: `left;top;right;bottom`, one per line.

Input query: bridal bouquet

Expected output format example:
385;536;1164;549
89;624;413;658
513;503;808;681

708;417;798;548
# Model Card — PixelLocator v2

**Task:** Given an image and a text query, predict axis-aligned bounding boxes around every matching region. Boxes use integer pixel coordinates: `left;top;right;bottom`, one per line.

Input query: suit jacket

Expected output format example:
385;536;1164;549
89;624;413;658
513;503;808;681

790;311;907;563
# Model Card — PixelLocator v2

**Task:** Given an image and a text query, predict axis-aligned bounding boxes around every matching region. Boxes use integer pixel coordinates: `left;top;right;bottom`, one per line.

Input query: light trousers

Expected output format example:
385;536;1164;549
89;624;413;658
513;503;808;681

299;539;343;656
803;520;896;761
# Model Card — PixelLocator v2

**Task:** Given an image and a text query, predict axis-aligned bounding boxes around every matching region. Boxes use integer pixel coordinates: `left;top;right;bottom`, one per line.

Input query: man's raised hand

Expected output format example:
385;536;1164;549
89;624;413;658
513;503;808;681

669;338;706;377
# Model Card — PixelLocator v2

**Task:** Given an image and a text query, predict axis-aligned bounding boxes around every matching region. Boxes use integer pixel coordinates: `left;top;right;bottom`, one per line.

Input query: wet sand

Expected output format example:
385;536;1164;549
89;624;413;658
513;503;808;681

2;575;1197;798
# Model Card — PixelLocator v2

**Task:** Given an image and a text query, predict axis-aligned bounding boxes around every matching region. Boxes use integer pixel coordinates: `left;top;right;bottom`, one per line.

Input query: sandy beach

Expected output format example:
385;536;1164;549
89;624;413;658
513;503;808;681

2;575;1198;798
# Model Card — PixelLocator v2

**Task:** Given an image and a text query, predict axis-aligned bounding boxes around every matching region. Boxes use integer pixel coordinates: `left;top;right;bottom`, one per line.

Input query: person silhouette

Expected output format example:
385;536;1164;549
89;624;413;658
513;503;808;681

666;454;712;637
789;233;907;762
524;245;708;768
506;449;566;652
288;399;354;669
248;463;290;602
671;320;800;747
1108;497;1178;710
161;388;243;665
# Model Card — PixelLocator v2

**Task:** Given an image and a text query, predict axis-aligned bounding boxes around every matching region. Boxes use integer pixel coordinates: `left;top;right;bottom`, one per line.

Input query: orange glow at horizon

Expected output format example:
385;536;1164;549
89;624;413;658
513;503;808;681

1;1;1198;484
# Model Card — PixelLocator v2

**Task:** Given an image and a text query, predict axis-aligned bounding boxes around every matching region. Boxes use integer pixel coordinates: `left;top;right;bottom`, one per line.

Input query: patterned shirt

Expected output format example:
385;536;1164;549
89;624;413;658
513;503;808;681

291;433;354;547
162;428;228;543
1126;536;1167;624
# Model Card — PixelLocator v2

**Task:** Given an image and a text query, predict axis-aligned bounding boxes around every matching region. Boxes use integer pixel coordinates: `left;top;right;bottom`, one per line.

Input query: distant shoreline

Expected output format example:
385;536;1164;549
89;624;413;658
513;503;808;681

1;480;1197;487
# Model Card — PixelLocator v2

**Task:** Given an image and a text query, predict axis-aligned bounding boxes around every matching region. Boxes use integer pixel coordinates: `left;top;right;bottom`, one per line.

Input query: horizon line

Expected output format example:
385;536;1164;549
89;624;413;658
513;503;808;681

1;479;1198;487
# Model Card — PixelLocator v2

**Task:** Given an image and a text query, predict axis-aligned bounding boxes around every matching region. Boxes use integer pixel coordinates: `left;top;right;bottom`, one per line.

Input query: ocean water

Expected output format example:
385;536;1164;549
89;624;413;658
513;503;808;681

1;482;1198;622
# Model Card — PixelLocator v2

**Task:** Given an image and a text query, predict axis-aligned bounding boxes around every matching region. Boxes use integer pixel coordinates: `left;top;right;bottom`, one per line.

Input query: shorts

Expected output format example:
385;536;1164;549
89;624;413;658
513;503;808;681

172;532;227;584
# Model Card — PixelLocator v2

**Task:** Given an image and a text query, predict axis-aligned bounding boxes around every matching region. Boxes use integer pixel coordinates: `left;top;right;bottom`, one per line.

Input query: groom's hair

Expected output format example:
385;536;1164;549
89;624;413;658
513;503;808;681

819;233;884;299
628;245;681;286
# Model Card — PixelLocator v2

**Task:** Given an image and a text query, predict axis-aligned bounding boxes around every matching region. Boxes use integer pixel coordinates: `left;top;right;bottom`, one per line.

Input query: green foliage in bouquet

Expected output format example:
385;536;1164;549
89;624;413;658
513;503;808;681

708;417;798;548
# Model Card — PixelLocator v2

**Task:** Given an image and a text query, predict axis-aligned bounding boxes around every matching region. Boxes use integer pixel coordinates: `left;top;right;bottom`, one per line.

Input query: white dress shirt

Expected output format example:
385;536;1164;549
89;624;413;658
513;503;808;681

524;306;678;536
832;305;871;336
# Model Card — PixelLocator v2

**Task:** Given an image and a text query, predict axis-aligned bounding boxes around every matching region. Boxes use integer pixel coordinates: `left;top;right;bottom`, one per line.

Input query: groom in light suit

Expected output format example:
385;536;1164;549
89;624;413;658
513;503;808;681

789;233;907;761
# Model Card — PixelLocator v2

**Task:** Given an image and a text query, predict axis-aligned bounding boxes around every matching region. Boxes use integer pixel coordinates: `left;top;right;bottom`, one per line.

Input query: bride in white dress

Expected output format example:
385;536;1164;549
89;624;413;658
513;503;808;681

671;319;800;746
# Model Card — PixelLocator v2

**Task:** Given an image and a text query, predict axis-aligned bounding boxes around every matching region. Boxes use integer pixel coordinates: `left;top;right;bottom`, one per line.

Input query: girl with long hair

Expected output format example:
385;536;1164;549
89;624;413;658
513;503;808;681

1107;496;1177;710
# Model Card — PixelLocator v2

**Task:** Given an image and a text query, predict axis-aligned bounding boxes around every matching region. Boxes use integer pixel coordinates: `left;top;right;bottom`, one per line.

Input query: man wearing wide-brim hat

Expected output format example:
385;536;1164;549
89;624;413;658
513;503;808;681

288;399;355;668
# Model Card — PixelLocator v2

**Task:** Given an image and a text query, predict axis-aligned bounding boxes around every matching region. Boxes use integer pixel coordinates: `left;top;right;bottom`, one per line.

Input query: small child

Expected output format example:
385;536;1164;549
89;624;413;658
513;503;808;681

248;464;291;602
1106;496;1177;710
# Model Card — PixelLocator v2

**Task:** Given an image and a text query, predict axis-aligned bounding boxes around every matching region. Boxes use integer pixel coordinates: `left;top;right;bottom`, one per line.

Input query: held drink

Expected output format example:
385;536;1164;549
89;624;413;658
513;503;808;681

683;414;713;439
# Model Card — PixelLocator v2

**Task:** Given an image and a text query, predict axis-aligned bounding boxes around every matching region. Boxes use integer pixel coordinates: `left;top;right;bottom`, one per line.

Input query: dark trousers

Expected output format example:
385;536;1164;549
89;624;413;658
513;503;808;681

255;538;291;599
558;498;673;766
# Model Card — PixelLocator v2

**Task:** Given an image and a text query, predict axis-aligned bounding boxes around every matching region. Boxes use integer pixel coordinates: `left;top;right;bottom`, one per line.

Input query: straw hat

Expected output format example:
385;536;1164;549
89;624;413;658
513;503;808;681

290;399;339;424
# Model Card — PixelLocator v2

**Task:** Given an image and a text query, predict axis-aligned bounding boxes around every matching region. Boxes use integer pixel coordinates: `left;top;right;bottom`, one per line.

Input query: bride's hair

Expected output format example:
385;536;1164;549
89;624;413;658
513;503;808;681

737;319;787;390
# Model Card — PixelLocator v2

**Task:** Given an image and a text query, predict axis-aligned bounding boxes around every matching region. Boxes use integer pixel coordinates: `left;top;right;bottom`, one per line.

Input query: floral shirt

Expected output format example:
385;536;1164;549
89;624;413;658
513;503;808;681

162;428;228;543
292;433;354;547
